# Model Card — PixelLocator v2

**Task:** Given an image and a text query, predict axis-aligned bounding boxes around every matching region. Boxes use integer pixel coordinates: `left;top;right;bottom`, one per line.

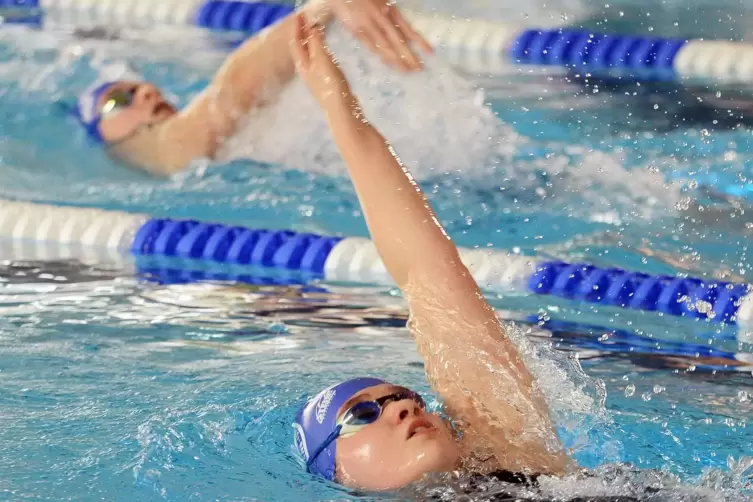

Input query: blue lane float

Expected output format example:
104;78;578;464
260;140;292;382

510;29;686;74
131;219;342;274
193;0;293;33
529;262;749;323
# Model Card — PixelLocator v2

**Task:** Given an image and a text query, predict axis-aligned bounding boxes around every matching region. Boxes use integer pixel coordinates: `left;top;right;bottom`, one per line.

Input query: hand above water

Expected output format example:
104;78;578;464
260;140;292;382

327;0;433;72
291;13;354;108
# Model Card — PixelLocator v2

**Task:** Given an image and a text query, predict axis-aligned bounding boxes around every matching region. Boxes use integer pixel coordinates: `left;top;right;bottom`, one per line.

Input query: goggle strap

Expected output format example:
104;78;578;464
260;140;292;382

85;116;104;144
305;424;342;470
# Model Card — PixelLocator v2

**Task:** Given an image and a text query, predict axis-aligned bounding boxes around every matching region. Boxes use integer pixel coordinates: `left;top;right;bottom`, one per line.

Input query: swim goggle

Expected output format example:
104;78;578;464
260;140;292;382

99;86;139;119
98;85;162;147
305;390;426;470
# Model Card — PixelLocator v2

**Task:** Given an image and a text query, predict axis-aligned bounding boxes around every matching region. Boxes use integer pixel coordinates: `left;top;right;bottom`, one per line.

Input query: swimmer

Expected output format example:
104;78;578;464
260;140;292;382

289;14;573;491
74;0;432;176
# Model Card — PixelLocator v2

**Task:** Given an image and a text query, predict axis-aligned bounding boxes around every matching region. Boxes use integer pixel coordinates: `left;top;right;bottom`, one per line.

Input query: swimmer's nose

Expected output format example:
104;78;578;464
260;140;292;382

384;398;422;424
134;83;161;105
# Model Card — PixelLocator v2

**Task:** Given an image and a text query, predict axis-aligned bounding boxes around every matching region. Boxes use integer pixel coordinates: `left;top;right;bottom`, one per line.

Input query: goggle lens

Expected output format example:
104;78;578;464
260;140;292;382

101;88;137;117
344;402;382;425
340;391;425;428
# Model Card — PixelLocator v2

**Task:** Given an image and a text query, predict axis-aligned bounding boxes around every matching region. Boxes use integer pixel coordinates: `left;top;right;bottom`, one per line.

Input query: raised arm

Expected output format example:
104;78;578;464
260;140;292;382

154;0;432;173
291;15;571;476
152;0;334;172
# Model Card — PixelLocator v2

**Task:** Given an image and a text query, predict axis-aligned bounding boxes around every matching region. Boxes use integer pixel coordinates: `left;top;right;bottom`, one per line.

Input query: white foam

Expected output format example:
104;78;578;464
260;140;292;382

542;148;685;222
217;24;524;179
503;321;615;460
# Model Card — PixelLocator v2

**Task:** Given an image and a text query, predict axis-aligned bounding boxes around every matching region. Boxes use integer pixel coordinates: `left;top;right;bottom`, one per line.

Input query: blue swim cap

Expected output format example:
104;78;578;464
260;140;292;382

293;377;386;480
73;63;143;144
75;81;116;144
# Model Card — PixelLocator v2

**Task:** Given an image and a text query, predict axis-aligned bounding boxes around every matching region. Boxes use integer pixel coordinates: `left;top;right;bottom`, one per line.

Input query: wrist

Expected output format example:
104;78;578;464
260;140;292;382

322;89;359;116
301;0;335;25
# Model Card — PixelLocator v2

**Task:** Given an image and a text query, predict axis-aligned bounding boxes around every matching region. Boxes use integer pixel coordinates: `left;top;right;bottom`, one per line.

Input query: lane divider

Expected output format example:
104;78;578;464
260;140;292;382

1;199;750;336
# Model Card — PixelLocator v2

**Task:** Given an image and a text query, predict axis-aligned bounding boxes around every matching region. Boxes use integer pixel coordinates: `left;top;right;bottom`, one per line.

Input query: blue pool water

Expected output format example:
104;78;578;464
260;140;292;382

1;3;753;499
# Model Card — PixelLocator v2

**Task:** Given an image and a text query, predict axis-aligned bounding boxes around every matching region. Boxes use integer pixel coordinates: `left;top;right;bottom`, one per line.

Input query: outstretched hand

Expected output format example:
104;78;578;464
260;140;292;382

291;13;353;108
329;0;433;72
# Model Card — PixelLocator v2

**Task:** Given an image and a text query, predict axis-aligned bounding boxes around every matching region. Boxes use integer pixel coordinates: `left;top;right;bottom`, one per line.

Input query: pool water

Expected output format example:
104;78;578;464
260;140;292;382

1;264;751;501
1;2;753;500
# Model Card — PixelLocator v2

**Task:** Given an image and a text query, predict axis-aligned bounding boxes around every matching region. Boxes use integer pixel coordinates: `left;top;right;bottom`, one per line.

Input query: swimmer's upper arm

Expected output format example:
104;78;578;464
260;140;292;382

406;274;570;475
108;109;217;176
144;102;222;174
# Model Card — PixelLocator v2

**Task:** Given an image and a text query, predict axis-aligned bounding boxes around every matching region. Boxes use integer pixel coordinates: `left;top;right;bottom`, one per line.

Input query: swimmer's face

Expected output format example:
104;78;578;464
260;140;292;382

97;81;177;143
335;383;460;490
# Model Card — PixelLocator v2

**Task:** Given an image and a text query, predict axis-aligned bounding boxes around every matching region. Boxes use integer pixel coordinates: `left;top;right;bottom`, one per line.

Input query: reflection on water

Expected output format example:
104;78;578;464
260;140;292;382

1;259;752;500
0;258;125;284
2;259;751;375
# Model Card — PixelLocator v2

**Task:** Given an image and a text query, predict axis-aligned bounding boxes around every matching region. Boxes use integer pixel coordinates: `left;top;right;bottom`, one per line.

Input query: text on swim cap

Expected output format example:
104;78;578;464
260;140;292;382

292;423;309;460
315;389;336;424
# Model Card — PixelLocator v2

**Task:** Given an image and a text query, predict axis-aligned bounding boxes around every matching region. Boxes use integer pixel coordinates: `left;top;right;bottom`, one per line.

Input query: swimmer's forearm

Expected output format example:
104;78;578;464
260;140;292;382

324;95;464;288
213;0;334;111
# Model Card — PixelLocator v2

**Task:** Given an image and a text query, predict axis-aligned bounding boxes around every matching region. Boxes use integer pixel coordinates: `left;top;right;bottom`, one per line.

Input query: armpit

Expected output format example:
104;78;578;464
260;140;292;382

406;301;568;476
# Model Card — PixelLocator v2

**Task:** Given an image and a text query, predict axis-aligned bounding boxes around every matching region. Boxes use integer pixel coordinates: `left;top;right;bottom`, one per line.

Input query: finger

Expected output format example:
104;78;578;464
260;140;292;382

310;22;326;45
291;14;310;70
338;8;405;70
390;8;434;55
375;13;423;71
307;23;329;59
364;23;412;71
354;27;405;70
